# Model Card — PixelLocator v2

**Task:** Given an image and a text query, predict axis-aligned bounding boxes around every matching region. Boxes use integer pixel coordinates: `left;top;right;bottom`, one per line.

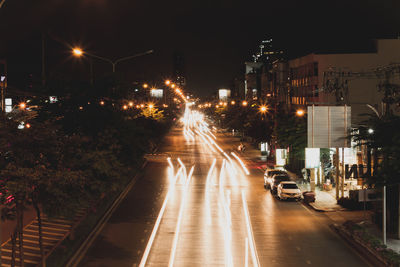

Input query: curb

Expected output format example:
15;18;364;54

330;223;389;267
65;160;148;267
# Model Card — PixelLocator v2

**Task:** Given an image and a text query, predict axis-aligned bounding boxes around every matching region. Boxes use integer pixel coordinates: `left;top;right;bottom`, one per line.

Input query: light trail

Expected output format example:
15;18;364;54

205;158;217;225
241;190;260;267
218;159;234;267
231;152;250;175
177;158;187;183
138;166;183;267
245;237;249;267
168;165;195;267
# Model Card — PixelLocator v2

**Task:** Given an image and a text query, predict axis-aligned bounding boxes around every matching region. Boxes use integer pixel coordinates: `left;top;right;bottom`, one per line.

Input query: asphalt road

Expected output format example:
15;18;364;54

78;117;369;267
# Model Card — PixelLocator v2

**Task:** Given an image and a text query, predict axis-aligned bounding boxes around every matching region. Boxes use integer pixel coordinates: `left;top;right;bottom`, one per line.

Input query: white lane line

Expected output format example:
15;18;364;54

168;165;195;267
138;166;182;267
241;190;260;267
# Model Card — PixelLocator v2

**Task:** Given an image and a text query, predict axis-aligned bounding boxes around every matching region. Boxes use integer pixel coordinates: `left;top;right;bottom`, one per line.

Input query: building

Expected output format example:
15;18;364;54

287;39;400;123
173;52;186;88
245;39;286;102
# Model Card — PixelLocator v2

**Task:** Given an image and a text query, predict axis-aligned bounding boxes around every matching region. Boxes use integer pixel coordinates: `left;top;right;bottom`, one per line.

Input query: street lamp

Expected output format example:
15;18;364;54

242;100;248;107
259;105;268;113
72;48;154;73
143;83;149;89
296;109;305;116
165;80;171;86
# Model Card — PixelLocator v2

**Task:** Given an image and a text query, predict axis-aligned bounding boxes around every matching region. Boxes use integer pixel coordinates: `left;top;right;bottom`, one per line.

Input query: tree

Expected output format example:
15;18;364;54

275;109;307;173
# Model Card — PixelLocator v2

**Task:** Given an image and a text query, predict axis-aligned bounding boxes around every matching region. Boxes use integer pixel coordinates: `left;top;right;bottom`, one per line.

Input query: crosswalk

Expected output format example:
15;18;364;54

0;207;87;267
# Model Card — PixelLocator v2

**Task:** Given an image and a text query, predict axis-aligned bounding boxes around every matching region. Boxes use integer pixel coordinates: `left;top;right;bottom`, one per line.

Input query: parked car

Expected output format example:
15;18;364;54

277;181;302;200
270;174;291;194
264;169;287;189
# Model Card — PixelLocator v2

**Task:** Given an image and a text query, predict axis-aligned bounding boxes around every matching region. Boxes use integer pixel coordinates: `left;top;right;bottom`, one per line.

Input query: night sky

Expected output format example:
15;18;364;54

1;0;399;97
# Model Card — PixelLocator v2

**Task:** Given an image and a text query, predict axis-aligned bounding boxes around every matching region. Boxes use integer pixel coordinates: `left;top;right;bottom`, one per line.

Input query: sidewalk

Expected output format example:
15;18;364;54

221;130;400;255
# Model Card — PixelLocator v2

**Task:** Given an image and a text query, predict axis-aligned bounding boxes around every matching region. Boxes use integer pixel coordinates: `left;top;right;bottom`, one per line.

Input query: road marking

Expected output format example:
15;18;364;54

138;165;182;267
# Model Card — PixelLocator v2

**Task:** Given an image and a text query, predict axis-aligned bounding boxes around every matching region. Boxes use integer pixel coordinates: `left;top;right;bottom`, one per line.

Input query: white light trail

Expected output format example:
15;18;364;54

241;190;260;267
205;158;217;225
138;166;182;267
245;237;249;267
231;152;250;175
167;157;174;173
177;158;187;183
168;165;195;267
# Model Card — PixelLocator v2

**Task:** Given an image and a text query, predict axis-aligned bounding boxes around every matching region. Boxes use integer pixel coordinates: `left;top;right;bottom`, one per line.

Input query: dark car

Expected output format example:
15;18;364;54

264;169;287;189
271;174;291;194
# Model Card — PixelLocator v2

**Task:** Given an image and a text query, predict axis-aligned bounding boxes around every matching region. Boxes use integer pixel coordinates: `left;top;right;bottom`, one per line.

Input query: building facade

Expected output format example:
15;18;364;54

287;39;400;124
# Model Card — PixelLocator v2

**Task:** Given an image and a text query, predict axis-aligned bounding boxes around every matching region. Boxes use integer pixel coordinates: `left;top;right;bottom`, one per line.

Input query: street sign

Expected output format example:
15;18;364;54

307;105;351;148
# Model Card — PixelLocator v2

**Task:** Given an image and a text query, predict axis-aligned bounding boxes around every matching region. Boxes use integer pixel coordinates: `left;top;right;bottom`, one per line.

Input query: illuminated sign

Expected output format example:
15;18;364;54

5;98;11;113
305;148;320;168
218;89;231;101
276;149;287;166
150;89;163;99
49;96;58;103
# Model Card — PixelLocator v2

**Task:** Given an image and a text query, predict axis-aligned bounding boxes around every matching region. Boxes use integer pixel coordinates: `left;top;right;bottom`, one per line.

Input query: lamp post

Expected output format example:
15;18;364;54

72;48;154;73
0;75;5;112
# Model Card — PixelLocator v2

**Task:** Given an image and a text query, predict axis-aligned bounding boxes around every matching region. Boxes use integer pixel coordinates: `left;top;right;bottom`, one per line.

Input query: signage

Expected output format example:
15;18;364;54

5;98;11;113
358;189;381;202
276;149;286;166
305;148;320;168
150;89;163;99
307;105;351;148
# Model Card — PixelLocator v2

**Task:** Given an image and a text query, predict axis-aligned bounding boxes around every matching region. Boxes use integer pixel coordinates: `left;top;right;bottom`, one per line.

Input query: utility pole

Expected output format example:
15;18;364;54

41;32;46;87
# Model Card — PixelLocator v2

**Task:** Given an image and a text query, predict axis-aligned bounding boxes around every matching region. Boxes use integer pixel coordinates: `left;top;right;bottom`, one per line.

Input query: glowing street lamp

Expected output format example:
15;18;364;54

296;109;305;116
72;47;153;72
242;100;248;107
148;103;154;109
123;105;128;110
259;105;268;113
19;102;26;109
128;101;134;107
100;100;105;106
143;83;149;89
165;80;171;86
171;83;176;88
73;48;83;56
231;100;236;105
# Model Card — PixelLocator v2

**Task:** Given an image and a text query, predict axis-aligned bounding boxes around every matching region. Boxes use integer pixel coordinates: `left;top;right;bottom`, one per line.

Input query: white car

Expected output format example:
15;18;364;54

277;181;302;200
263;169;287;189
